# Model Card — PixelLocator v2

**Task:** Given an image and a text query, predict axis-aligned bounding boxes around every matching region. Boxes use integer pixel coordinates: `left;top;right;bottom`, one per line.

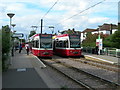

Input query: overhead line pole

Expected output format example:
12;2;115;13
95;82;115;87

41;19;43;34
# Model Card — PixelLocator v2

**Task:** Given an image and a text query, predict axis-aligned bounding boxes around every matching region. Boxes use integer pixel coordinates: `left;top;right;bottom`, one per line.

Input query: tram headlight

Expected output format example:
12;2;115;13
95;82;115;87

70;51;72;52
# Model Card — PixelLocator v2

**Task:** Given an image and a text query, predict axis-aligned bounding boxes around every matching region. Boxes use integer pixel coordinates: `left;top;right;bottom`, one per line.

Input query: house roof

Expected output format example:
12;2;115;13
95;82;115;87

99;23;117;31
61;29;81;34
82;23;118;33
82;28;97;33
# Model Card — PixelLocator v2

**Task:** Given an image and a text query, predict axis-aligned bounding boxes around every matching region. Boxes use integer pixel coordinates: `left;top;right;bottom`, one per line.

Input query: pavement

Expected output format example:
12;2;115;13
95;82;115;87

2;49;60;89
3;49;119;89
82;52;120;64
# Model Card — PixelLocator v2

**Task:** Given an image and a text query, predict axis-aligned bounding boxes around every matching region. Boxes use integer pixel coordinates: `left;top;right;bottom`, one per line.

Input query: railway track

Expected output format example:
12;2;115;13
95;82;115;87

40;58;94;89
40;58;120;89
69;57;120;72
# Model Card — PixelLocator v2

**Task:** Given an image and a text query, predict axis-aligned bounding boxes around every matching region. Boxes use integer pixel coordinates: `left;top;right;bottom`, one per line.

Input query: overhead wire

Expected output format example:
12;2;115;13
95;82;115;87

42;0;59;19
35;0;59;33
55;0;106;26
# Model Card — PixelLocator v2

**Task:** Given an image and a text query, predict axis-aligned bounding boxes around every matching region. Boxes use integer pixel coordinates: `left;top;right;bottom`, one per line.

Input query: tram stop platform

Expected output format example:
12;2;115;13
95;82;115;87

83;52;120;65
2;49;60;89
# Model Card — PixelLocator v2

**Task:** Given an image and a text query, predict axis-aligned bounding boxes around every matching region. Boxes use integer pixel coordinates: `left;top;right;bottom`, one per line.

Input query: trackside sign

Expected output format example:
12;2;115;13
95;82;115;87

12;33;24;37
96;39;102;50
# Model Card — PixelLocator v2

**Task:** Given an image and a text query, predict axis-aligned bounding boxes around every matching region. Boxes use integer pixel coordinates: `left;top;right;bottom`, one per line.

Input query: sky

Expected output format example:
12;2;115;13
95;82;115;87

0;0;119;39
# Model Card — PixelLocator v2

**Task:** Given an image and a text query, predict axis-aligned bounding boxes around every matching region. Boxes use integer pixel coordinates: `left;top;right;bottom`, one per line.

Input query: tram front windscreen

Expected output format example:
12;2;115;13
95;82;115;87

40;34;52;48
69;35;81;48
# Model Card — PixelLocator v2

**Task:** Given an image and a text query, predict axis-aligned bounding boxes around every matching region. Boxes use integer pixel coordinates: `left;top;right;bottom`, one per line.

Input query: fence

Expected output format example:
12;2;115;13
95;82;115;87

82;47;120;58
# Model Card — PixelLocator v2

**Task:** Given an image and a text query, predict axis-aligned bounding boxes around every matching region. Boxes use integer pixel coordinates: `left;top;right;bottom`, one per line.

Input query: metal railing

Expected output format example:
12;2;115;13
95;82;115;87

82;47;120;58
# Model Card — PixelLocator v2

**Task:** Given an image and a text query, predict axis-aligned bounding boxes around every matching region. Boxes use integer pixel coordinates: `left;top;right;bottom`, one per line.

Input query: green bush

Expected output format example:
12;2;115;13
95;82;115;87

103;31;120;48
2;25;11;71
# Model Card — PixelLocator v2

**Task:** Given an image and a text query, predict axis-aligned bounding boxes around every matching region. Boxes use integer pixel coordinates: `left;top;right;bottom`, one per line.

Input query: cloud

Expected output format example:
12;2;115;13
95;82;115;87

0;0;118;35
88;17;109;24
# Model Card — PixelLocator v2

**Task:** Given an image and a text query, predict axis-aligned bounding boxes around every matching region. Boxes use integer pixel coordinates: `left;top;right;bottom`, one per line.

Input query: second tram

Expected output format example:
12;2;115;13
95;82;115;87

53;34;82;56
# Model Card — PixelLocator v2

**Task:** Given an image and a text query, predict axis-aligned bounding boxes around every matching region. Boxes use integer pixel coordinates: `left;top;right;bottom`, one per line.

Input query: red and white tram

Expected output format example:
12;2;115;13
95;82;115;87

53;34;82;56
30;34;53;57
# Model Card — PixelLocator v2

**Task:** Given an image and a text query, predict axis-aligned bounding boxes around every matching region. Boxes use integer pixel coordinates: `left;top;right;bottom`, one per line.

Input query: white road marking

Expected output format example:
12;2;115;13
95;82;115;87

32;55;46;68
85;55;115;64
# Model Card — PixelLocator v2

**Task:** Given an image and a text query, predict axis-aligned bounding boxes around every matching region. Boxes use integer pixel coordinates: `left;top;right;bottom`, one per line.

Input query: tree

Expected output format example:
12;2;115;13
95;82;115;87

82;32;109;47
103;35;113;47
28;30;36;37
61;28;78;34
82;32;97;47
103;30;120;48
2;25;11;71
2;25;11;54
111;30;120;48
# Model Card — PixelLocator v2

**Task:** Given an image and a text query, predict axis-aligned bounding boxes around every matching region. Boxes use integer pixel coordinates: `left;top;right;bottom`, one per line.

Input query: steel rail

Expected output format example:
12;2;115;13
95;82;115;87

40;59;94;90
81;57;120;68
69;58;119;72
51;58;120;88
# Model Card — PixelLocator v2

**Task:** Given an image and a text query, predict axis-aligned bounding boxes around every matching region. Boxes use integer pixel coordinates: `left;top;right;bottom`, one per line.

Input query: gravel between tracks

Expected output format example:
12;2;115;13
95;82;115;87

41;61;84;88
53;56;119;84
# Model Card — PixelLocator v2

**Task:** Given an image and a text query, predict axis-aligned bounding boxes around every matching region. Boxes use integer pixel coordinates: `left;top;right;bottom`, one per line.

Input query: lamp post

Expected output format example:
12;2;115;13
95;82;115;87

11;24;16;32
31;26;38;31
11;24;16;56
7;13;15;29
49;26;54;34
7;13;15;58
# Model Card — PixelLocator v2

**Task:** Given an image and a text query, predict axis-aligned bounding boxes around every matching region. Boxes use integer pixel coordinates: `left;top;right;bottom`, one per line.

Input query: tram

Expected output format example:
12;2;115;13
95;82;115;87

30;34;53;57
53;34;82;56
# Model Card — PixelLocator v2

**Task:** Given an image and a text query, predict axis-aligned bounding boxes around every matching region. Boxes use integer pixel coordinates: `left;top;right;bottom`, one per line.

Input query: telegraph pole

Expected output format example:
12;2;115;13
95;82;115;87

41;19;43;34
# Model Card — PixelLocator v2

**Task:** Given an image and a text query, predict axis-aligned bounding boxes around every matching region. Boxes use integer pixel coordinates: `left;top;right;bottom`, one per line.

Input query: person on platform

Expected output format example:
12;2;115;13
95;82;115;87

95;45;99;55
25;43;30;55
19;44;22;53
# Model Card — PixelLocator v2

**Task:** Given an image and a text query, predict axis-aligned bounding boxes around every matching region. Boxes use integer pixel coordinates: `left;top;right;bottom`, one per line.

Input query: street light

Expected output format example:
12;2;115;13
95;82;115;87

11;24;16;32
7;13;15;59
49;26;54;34
11;24;16;57
7;13;15;29
31;26;38;31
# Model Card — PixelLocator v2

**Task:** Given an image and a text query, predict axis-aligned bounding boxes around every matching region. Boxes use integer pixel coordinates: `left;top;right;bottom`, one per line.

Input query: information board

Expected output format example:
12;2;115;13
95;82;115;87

96;39;102;50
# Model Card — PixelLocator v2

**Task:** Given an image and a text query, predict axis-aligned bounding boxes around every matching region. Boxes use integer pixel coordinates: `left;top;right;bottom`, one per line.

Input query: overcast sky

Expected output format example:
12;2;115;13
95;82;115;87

0;0;119;38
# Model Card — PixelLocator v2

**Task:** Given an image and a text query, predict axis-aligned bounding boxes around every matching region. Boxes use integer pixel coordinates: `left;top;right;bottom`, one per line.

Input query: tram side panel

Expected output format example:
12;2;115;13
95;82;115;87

32;48;53;57
55;48;81;56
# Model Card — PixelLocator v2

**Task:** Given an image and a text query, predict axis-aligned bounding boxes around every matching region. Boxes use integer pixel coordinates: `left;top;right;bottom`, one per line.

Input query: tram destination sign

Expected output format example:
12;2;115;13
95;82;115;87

12;33;24;37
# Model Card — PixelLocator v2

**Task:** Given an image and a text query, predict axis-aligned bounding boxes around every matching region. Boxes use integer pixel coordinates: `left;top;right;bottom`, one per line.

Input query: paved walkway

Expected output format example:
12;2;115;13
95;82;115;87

2;49;60;89
82;52;120;64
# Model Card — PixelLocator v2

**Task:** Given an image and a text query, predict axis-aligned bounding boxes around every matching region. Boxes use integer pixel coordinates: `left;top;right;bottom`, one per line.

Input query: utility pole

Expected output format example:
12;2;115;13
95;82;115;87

7;13;15;58
110;24;112;34
98;28;101;55
41;19;43;34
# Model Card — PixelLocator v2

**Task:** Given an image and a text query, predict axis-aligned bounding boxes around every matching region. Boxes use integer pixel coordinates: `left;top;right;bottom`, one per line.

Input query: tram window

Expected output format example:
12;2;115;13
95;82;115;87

33;41;36;48
32;41;34;47
36;40;39;48
63;40;68;48
56;41;59;47
59;41;62;47
63;41;66;48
